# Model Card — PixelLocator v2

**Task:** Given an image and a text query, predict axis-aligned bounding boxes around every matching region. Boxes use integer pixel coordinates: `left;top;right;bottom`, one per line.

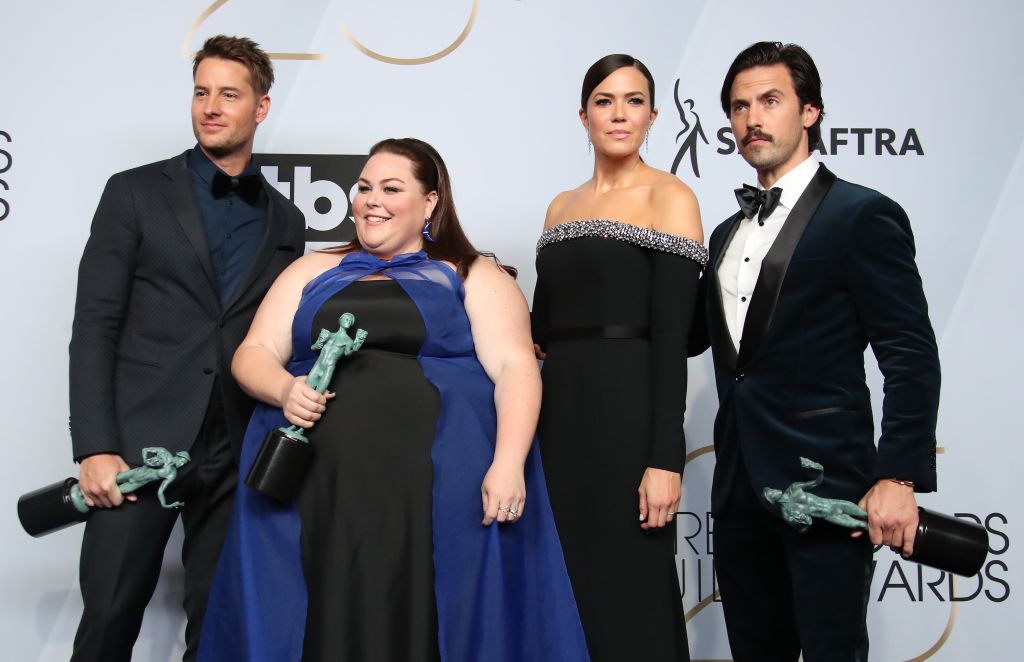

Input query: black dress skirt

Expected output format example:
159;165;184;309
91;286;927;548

297;279;441;662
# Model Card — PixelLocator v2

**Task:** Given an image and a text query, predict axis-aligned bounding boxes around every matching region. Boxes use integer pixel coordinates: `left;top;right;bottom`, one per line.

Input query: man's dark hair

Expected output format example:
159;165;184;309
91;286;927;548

193;35;274;96
720;41;825;151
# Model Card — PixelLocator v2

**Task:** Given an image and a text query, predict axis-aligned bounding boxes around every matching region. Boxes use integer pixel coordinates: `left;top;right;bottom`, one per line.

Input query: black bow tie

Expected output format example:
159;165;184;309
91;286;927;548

211;171;263;204
735;184;782;223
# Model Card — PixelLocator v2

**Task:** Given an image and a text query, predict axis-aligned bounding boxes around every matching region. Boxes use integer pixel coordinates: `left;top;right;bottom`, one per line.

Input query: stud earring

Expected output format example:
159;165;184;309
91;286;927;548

422;218;435;243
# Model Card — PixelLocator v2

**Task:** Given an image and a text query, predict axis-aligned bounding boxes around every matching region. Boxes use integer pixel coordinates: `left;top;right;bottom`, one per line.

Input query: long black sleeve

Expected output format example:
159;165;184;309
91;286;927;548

647;252;703;473
530;273;549;353
687;268;712;357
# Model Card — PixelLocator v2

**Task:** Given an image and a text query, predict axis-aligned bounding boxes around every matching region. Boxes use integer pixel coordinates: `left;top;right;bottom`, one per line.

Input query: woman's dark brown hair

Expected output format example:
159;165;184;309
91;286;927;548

337;137;515;278
580;53;655;111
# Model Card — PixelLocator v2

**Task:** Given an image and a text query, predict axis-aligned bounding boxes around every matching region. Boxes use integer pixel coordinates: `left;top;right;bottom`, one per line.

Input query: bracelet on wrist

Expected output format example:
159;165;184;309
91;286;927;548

887;478;915;488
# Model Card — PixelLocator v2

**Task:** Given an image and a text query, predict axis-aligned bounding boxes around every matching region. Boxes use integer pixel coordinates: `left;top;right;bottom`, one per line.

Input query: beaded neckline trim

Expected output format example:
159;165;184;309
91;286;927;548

536;219;708;265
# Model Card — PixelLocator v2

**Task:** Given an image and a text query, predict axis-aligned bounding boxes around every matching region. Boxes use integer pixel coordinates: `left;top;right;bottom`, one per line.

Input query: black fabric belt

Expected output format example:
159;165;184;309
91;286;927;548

546;325;650;342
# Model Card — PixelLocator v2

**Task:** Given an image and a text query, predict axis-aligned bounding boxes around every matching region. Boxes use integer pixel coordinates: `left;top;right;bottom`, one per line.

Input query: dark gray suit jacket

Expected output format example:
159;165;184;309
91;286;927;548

69;150;305;465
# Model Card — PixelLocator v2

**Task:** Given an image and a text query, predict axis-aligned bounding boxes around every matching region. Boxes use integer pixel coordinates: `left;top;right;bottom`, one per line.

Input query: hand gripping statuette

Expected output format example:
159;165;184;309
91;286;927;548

246;312;367;502
18;447;191;537
765;457;989;577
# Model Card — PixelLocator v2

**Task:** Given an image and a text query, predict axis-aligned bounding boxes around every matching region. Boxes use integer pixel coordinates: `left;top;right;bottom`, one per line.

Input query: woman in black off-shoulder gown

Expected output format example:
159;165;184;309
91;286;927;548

532;55;708;661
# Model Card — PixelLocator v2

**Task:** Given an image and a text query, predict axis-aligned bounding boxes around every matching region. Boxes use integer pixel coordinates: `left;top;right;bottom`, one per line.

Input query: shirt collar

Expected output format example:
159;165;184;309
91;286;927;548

187;144;258;185
767;154;820;211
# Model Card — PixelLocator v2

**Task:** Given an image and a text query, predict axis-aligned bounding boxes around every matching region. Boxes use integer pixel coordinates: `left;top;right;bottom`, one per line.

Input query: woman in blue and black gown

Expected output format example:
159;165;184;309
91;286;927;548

198;138;588;662
532;55;708;661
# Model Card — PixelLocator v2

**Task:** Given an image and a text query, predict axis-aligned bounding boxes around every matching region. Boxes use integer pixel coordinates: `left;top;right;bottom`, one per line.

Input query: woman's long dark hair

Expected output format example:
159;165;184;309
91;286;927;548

336;137;514;279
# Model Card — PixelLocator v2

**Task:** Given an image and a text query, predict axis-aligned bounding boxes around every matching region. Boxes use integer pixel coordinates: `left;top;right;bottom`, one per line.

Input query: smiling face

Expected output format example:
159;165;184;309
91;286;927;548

191;57;269;161
352;152;438;261
580;66;657;158
729;63;819;184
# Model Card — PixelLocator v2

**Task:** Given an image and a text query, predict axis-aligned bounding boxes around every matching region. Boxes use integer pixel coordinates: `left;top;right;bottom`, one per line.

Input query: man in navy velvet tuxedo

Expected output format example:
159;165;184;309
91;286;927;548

690;42;940;662
68;36;305;661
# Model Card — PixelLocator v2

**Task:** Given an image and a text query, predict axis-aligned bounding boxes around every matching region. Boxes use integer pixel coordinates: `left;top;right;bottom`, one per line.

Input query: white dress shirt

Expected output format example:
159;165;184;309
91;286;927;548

719;155;820;350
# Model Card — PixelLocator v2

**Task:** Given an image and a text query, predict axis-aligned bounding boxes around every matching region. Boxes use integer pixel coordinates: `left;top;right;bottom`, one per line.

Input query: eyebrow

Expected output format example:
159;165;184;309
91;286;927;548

358;177;406;185
594;91;647;98
732;87;787;106
193;85;242;92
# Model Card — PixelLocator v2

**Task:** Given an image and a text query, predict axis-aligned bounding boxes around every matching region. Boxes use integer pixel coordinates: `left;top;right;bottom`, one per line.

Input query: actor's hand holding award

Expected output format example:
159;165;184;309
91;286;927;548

245;312;367;502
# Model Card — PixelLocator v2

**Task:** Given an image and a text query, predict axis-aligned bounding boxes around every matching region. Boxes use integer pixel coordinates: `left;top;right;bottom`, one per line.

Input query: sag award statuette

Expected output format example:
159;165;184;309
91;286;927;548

245;312;367;503
18;447;191;538
764;457;990;577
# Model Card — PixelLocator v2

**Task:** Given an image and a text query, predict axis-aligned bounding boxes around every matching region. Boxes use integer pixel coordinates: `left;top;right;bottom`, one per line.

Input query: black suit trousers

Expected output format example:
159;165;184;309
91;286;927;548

72;386;236;662
714;450;873;662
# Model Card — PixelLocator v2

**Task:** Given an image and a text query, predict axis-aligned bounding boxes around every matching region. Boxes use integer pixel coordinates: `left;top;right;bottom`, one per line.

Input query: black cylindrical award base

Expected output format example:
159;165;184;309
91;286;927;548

906;507;989;577
245;429;313;503
18;477;90;537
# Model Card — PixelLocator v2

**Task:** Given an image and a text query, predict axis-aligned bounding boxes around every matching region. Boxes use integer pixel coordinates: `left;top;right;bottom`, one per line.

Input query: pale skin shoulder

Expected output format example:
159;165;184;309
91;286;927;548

543;189;582;230
462;256;541;526
544;167;703;241
647;169;704;243
232;250;345;428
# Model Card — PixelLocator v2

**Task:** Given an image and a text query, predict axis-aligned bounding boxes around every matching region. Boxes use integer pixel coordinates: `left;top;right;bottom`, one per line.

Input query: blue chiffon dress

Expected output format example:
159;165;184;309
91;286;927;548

198;251;588;662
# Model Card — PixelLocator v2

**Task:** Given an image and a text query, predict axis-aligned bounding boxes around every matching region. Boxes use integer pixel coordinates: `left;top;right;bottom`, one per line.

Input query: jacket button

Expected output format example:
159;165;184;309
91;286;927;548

203;368;214;375
736;373;745;382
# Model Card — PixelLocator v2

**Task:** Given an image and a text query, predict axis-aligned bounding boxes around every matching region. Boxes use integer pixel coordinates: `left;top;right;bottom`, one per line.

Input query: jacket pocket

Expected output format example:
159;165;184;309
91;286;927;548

790;406;860;420
115;353;162;369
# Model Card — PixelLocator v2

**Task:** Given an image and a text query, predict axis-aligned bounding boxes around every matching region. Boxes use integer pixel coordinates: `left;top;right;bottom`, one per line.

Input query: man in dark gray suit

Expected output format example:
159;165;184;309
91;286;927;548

691;42;940;661
68;35;305;661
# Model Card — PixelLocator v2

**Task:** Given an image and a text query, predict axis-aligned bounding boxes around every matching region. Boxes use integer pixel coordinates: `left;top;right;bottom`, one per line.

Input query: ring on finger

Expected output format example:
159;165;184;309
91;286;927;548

498;505;510;513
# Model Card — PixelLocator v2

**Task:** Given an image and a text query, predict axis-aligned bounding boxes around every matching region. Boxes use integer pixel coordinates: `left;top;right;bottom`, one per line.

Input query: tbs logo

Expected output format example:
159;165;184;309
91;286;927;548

258;153;367;244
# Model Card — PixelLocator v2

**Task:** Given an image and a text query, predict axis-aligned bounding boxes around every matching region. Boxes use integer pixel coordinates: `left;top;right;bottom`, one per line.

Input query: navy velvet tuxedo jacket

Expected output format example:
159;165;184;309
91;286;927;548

69;150;305;465
692;165;940;517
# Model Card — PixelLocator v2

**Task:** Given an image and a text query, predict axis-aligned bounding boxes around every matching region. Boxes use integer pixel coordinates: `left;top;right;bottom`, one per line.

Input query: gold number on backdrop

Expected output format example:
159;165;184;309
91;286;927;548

182;0;324;60
341;0;479;65
182;0;479;64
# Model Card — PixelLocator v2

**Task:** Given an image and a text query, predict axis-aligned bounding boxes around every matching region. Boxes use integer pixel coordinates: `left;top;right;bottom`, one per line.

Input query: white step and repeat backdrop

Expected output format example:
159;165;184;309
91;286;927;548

2;1;1019;660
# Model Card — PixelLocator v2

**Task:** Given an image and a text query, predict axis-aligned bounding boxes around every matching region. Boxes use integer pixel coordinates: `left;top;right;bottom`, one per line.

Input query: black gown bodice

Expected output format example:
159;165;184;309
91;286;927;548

535;237;655;332
310;278;426;355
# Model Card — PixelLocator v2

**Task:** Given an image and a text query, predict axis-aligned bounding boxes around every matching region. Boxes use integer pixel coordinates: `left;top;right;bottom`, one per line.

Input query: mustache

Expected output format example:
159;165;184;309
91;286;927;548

743;129;773;145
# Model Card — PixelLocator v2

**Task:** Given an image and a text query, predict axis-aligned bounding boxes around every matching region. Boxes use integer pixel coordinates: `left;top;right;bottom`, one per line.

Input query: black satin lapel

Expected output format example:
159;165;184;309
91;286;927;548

709;214;743;371
163;154;216;291
225;183;287;311
736;166;837;370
